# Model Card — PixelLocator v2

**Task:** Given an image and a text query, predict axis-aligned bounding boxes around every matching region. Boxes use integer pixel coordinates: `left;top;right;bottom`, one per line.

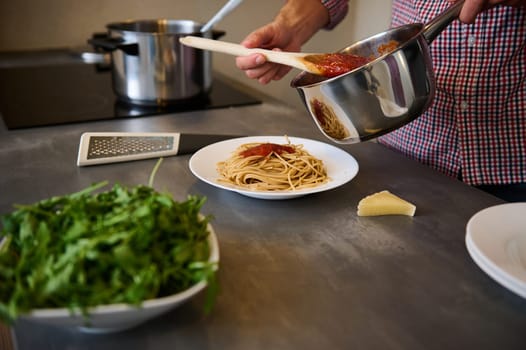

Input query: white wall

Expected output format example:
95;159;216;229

0;0;391;108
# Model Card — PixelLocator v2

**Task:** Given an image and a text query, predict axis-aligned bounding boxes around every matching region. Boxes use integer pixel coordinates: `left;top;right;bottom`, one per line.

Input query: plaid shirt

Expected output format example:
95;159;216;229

322;0;349;29
377;1;526;185
323;0;526;185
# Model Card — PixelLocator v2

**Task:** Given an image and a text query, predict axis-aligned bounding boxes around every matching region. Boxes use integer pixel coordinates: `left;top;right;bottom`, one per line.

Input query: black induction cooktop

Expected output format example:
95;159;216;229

0;63;261;129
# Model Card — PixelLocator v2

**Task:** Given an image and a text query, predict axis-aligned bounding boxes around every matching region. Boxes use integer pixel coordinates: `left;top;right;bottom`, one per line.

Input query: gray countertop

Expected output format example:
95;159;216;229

1;71;525;350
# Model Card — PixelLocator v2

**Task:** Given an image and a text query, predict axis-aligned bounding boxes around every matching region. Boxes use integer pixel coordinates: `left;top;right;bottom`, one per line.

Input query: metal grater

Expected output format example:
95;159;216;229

77;132;181;166
86;136;174;159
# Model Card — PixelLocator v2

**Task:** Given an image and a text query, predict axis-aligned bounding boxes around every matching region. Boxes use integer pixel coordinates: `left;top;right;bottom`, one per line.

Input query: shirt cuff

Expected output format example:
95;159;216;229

321;0;349;30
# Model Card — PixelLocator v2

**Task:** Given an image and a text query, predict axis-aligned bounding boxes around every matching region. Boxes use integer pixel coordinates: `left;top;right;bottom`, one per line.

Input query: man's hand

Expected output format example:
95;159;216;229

235;0;329;84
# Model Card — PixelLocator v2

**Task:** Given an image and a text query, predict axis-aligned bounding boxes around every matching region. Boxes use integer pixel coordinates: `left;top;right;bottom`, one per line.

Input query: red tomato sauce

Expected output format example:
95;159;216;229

310;99;327;126
240;143;295;158
304;53;372;77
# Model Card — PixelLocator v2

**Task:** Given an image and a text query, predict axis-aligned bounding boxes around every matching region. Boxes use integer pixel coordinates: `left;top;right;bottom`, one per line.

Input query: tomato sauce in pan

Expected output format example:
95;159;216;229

240;143;295;158
304;53;372;77
378;40;399;55
302;40;399;78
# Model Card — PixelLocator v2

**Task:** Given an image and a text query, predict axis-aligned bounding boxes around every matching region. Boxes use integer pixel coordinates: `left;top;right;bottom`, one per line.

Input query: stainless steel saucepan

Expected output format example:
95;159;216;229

88;20;224;106
87;0;243;105
290;0;465;143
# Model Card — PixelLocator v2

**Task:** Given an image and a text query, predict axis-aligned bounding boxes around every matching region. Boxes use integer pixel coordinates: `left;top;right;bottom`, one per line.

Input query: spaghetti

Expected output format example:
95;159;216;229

310;98;350;140
217;138;329;191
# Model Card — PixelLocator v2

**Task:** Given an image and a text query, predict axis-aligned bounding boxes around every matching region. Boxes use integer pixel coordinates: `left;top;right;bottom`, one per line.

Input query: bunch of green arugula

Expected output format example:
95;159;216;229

0;161;217;324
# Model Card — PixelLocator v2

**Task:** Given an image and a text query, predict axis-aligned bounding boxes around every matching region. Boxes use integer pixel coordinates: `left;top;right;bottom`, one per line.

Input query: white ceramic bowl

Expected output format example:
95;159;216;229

17;222;219;334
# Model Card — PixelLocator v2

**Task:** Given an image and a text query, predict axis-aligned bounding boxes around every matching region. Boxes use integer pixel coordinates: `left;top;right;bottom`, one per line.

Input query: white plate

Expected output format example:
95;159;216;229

466;203;526;299
189;136;359;200
20;222;219;333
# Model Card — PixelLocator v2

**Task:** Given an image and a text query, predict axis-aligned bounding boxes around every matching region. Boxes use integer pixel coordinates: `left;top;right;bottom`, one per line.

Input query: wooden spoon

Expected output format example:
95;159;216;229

179;36;371;77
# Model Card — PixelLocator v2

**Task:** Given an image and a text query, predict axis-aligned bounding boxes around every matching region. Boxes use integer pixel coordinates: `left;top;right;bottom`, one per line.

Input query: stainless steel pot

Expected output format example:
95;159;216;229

89;19;224;105
290;1;464;143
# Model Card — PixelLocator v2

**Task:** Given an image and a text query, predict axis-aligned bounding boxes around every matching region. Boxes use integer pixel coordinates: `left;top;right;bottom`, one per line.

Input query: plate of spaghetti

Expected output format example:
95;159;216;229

189;136;359;200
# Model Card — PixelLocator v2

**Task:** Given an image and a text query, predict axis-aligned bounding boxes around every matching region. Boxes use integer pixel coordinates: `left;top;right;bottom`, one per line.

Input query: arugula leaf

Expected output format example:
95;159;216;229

0;178;217;324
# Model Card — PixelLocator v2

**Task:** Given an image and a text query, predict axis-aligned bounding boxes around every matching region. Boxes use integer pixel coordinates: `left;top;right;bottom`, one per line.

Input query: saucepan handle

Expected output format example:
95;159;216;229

212;30;226;40
423;0;465;43
88;34;139;56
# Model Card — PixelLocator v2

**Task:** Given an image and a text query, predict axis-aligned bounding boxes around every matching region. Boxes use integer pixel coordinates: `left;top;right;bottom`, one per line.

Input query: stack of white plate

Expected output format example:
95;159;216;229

466;203;526;299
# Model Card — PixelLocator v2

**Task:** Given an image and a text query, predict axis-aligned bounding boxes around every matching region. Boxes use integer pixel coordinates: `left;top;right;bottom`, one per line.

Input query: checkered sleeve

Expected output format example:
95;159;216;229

321;0;349;29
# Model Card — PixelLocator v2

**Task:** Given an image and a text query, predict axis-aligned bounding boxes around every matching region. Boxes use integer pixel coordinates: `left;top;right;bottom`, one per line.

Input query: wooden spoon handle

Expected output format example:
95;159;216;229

179;36;320;74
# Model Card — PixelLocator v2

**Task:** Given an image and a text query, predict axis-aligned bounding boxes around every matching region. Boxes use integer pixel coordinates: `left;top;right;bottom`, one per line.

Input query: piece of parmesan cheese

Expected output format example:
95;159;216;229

357;190;416;217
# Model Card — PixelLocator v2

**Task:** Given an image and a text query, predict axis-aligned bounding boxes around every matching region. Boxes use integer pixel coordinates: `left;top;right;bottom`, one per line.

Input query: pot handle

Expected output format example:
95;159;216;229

423;0;464;43
88;33;139;56
212;29;226;40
